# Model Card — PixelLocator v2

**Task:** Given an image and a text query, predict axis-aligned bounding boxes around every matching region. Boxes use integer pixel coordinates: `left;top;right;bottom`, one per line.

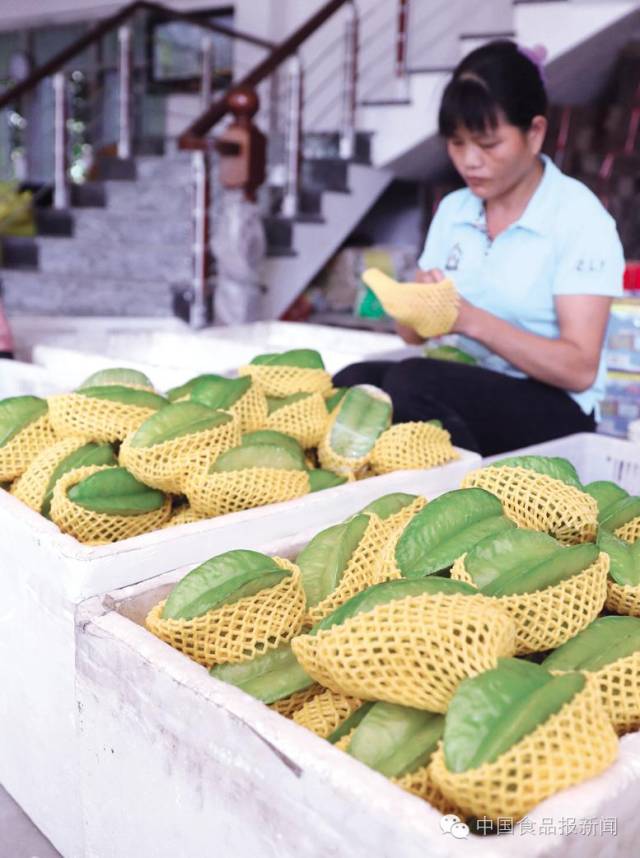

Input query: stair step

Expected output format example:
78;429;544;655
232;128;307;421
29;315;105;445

35;209;74;237
71;183;107;208
32;235;191;280
1;269;176;317
95;156;137;181
301;158;350;193
302;132;373;164
71;209;191;245
103;181;192;213
263;216;293;253
1;236;38;269
134;154;194;182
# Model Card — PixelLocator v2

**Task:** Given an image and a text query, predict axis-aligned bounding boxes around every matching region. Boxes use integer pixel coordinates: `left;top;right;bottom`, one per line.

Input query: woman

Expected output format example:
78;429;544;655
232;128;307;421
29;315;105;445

334;40;624;456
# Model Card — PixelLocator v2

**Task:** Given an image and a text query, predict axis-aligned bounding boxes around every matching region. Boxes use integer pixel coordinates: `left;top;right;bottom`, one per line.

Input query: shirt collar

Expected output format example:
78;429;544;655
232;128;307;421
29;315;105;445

454;154;556;236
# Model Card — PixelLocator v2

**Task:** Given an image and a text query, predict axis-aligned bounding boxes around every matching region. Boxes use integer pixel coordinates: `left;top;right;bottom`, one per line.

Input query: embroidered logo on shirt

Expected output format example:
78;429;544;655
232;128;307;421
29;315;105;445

445;243;462;271
575;257;605;273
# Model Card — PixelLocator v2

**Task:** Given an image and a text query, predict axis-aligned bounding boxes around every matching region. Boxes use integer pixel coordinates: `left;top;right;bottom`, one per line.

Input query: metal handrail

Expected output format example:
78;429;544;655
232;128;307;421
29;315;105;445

0;0;273;111
179;0;353;146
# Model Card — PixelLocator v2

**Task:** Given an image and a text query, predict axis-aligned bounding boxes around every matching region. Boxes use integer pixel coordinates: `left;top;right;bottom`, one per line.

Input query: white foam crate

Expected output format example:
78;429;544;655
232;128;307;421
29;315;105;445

0;358;63;398
0;449;479;858
30;320;418;381
483;432;640;493
76;529;640;858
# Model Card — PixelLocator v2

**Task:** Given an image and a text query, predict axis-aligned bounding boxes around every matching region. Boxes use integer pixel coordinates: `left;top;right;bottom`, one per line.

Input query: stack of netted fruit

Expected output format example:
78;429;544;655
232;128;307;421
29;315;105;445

0;349;457;544
147;456;640;828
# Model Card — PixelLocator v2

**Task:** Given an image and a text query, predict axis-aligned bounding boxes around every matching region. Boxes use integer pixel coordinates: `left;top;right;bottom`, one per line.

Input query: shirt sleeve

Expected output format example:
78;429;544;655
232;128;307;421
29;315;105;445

552;213;625;297
417;197;452;271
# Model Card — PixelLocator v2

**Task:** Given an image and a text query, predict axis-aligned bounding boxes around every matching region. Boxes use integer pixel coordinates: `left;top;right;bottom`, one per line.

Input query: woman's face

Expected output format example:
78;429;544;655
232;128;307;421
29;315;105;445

446;113;546;200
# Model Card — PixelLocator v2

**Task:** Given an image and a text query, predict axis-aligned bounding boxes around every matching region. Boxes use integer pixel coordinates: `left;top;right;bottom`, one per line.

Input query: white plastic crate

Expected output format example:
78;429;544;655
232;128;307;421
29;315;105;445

483;432;640;493
75;531;640;858
0;448;478;858
0;358;63;398
32;344;199;393
30;320;417;380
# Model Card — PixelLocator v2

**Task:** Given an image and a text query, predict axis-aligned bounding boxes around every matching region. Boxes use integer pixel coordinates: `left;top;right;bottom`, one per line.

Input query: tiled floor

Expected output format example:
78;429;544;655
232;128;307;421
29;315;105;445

0;787;60;858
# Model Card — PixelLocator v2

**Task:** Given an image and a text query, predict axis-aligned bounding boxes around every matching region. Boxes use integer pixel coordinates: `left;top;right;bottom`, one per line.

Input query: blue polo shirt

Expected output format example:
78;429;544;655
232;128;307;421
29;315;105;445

418;154;624;417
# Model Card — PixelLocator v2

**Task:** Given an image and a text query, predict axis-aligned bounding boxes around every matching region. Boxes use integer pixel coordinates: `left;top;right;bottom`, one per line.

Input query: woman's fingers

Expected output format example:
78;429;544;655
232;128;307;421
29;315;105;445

394;321;425;345
414;268;446;284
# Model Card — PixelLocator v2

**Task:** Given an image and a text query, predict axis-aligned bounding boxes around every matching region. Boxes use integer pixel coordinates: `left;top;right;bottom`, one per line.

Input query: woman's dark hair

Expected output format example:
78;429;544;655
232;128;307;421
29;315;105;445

438;40;547;137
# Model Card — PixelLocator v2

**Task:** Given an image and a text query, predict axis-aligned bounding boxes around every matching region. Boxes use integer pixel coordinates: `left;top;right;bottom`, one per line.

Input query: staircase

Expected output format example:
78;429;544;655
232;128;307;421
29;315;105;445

1;138;391;318
1;0;639;323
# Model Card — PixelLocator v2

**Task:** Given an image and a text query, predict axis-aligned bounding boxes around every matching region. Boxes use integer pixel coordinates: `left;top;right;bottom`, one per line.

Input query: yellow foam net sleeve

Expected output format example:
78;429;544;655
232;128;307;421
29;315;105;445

184;467;309;517
589;651;640;735
238;364;333;398
228;385;269;433
461;466;598;544
292;593;516;712
393;765;459;814
48;393;157;443
50;465;171;544
264;393;329;449
606;580;640;617
0;414;57;482
361;268;459;339
270;684;324;719
145;558;306;668
379;495;427;536
370;422;459;475
119;416;241;494
161;505;206;529
306;513;401;626
430;676;618;823
551;651;640;737
11;436;89;512
317;410;372;478
292;689;362;738
615;517;640;545
451;552;609;655
333;727;457;814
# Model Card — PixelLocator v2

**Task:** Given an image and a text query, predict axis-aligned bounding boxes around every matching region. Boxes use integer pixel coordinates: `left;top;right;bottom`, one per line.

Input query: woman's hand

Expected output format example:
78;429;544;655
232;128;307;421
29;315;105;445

451;295;479;337
415;268;445;284
394;268;448;344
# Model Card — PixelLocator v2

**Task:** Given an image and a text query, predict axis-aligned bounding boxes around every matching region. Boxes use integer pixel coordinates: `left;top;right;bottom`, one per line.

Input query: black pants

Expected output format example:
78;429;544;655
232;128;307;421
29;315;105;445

0;351;13;360
333;358;596;457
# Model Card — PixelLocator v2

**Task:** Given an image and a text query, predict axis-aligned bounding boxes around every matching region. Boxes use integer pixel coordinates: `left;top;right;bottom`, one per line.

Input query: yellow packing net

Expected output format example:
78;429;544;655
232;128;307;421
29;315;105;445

317;410;372;478
264;393;329;449
161;505;206;529
370;422;458;475
227;385;269;432
381;496;427;535
50;465;171;544
292;689;362;738
146;558;306;668
238;364;332;398
306;513;401;626
119;416;241;494
606;580;640;617
615;517;640;545
429;676;618;822
461;466;598;544
0;414;57;482
184;467;309;517
451;552;609;655
11;436;89;512
292;593;516;712
48;393;157;443
270;684;324;719
361;269;459;339
333;727;457;814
